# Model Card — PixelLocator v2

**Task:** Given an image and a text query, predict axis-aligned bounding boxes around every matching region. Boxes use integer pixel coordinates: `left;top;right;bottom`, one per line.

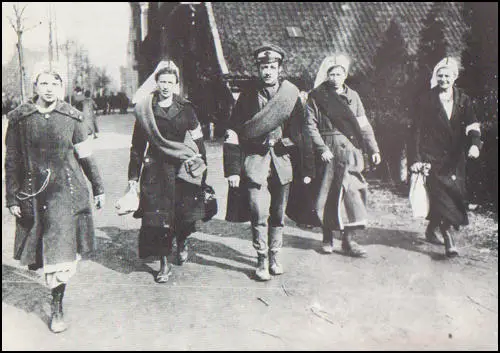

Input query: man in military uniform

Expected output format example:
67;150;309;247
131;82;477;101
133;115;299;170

224;44;305;281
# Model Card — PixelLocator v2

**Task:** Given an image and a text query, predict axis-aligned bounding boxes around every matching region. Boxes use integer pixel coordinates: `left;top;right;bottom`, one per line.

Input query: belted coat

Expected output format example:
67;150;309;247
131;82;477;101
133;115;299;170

5;98;104;267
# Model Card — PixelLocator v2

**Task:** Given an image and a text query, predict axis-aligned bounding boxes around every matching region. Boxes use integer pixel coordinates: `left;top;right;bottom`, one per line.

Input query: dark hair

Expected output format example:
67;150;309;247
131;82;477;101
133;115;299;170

75;86;82;92
155;67;179;83
84;90;91;97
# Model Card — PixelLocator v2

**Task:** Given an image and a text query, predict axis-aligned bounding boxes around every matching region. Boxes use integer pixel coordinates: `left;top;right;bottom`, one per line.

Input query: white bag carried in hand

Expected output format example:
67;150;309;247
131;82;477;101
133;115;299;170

409;172;429;218
115;181;139;216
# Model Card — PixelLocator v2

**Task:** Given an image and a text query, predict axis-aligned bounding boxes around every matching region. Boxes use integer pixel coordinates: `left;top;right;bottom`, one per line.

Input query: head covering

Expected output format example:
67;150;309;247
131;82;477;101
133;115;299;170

313;54;351;88
253;43;285;64
430;57;459;89
31;61;66;100
132;60;180;104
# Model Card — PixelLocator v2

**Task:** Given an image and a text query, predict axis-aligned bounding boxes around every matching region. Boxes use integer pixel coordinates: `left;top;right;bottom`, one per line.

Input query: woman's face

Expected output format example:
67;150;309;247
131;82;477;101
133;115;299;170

36;73;62;104
327;66;347;89
436;67;457;90
156;73;177;100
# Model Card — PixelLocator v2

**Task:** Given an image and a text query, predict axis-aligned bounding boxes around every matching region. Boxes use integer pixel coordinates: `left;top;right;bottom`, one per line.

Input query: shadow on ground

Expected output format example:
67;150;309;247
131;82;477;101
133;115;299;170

2;264;50;326
199;219;446;260
93;226;256;279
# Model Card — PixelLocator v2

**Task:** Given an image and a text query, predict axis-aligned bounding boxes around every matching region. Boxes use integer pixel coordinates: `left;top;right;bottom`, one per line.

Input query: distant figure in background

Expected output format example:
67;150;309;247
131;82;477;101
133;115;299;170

82;90;99;138
410;57;482;257
73;86;84;112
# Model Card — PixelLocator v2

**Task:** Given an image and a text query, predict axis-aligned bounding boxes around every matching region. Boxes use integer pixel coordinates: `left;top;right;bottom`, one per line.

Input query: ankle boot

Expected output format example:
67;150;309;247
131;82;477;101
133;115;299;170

441;225;459;257
177;238;188;265
321;228;334;254
425;221;444;245
49;284;68;333
341;229;367;257
255;253;271;281
269;251;283;275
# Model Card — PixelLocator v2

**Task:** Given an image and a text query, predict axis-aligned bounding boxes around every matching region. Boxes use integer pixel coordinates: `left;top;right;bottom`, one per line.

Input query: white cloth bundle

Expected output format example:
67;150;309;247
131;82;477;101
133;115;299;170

115;181;140;216
409;171;430;218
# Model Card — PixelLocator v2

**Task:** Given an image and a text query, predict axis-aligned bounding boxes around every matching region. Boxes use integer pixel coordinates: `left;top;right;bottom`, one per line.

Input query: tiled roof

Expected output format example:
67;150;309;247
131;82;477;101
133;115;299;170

211;2;466;87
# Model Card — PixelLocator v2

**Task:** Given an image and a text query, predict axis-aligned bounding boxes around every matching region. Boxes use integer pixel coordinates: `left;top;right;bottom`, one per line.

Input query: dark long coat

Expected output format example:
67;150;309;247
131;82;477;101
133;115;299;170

128;93;206;231
300;84;380;231
412;87;482;228
5;99;104;267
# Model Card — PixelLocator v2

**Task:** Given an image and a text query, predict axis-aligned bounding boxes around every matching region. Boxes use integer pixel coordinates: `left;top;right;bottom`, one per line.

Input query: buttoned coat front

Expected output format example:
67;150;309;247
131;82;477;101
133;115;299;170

5;99;104;267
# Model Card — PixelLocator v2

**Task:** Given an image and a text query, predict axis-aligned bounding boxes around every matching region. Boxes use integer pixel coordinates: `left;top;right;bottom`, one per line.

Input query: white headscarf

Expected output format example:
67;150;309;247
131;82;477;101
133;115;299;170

132;60;180;104
430;57;459;89
31;61;66;100
313;54;351;89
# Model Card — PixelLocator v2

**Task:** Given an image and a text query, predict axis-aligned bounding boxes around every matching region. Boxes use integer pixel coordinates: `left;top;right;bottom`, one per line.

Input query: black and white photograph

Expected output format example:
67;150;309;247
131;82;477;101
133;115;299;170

2;2;498;350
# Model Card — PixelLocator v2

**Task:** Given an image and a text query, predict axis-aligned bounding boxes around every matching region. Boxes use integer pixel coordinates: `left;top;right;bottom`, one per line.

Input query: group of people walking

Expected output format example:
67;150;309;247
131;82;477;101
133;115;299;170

5;43;483;333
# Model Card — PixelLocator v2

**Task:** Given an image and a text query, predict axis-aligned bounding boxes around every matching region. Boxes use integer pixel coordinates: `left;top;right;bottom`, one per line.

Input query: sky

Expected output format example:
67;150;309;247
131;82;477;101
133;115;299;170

2;2;130;89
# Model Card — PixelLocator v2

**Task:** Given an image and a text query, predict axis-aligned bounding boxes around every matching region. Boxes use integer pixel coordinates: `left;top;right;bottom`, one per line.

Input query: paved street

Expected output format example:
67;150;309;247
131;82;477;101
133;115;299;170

2;114;498;350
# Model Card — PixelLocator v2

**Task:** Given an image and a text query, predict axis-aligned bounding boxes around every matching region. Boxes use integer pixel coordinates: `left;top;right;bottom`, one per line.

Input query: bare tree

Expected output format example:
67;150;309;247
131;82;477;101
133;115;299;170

7;3;41;102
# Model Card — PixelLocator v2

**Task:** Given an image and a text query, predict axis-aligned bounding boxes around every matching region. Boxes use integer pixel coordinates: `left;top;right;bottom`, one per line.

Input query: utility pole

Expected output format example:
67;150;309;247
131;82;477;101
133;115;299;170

8;4;41;103
54;5;59;61
62;39;74;104
48;4;54;70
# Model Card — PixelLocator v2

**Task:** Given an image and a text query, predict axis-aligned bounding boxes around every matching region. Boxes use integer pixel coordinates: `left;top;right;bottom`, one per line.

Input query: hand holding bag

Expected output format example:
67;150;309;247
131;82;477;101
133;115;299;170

409;170;430;218
115;181;140;216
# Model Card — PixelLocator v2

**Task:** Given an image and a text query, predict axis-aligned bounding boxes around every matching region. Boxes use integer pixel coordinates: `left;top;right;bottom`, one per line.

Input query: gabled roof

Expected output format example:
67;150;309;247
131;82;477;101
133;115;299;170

210;2;466;86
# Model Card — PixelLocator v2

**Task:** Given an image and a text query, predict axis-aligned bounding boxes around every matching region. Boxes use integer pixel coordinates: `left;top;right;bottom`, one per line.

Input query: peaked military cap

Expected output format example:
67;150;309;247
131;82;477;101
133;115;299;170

253;43;285;64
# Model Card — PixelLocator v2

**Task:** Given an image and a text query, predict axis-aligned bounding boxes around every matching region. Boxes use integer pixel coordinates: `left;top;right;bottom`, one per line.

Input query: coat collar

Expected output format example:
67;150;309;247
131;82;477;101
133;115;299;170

7;97;82;124
152;92;186;120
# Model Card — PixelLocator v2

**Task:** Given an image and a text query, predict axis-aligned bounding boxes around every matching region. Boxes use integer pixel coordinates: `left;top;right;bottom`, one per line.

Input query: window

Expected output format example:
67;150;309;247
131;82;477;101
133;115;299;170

286;26;304;38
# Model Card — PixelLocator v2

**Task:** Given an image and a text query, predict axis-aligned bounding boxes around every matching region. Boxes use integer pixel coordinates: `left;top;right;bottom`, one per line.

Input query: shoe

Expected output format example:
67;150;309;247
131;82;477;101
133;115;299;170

269;251;283;275
441;225;459;258
49;285;68;333
341;230;366;257
155;267;172;283
177;239;188;265
255;254;271;281
321;242;333;254
322;229;334;254
425;223;444;245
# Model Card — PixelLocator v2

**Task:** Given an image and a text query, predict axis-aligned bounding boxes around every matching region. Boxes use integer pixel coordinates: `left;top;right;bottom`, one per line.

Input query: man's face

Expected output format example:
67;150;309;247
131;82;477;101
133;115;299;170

436;68;456;90
327;66;347;89
36;73;62;104
156;73;177;99
258;62;281;86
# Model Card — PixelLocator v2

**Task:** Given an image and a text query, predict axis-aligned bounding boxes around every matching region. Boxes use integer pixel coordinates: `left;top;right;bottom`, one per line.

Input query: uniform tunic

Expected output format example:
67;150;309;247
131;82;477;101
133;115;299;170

5;99;104;268
304;84;379;231
412;87;482;228
128;93;206;258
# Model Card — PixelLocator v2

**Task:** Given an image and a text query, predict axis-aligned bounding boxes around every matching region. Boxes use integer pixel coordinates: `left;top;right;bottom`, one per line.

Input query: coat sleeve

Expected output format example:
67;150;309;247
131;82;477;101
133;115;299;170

353;92;380;155
128;120;148;181
463;95;482;150
73;120;105;196
223;94;247;178
186;106;208;184
4;119;23;208
305;97;329;155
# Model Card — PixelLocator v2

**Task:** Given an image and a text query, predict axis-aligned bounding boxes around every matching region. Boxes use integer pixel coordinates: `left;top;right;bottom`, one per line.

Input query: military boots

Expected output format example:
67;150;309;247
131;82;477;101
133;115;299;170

49;284;68;333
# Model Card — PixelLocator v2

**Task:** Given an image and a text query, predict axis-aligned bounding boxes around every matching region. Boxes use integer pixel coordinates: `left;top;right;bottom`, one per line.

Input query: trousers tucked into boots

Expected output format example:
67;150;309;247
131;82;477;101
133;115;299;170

341;228;367;257
50;283;68;333
439;222;459;257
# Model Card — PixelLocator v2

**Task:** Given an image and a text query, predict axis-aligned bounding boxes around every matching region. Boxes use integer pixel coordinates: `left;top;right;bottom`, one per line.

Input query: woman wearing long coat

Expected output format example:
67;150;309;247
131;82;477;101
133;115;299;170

128;63;207;283
303;54;381;257
5;65;105;333
410;57;482;257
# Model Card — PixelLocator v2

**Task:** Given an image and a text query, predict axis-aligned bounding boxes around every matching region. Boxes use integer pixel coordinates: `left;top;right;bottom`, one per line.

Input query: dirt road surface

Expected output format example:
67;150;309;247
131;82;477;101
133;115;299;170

2;114;497;350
